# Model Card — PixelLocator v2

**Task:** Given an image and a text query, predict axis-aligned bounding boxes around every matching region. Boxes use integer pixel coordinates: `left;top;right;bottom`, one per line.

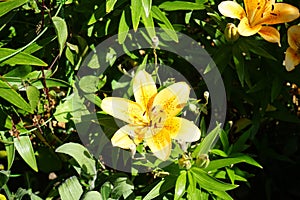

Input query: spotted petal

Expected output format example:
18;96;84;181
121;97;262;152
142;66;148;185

238;17;262;36
256;3;299;25
151;82;190;118
111;125;137;149
145;128;171;161
285;47;300;71
287;25;300;50
164;117;201;142
101;97;147;124
133;70;157;112
218;1;246;20
258;26;281;46
244;0;275;25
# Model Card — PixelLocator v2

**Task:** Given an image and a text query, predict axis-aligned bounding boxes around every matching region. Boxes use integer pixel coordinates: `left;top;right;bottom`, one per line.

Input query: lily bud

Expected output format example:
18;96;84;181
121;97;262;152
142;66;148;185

195;154;210;168
224;23;239;42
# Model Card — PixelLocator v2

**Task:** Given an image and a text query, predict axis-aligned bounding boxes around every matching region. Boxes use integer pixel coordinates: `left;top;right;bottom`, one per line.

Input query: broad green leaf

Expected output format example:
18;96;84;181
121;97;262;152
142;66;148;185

58;176;83;200
0;132;15;170
14;135;38;172
26;86;40;110
204;155;263;172
0;170;10;188
192;124;221;157
79;75;105;93
100;182;113;200
56;143;96;177
0;79;33;113
52;16;68;55
175;171;186;200
84;93;102;108
82;191;102;200
0;0;28;18
151;6;178;42
159;1;205;11
190;167;238;191
141;8;155;39
118;8;130;44
131;0;142;31
142;0;152;17
144;176;177;200
0;48;47;66
111;177;134;199
106;0;117;13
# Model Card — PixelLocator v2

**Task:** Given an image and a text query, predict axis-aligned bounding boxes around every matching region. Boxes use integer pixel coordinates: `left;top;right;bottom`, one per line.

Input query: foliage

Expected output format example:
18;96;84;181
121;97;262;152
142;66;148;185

0;0;299;199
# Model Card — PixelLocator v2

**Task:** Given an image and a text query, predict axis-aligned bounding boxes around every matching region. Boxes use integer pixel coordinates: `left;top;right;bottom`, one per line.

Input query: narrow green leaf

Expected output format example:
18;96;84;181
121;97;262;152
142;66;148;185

0;48;47;66
106;0;117;13
82;191;102;200
175;171;186;200
191;167;238;191
151;6;178;42
212;190;233;200
52;16;68;55
131;0;142;31
31;78;70;89
0;171;10;188
56;143;96;177
233;45;245;87
159;1;205;11
204;155;263;172
141;8;155;39
118;8;131;44
58;176;83;200
100;182;113;200
14;135;38;172
142;0;152;17
192;124;221;157
0;0;28;18
0;79;33;113
26;86;40;110
144;176;176;200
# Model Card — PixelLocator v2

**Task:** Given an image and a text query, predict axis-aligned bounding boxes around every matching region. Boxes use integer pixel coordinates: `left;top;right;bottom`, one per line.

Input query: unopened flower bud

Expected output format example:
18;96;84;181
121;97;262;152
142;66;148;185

224;23;239;42
195;154;210;168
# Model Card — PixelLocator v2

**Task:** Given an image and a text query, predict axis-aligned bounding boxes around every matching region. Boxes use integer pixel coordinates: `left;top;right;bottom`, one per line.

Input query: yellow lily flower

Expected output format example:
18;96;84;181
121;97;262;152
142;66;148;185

101;70;201;161
285;25;300;71
218;0;299;46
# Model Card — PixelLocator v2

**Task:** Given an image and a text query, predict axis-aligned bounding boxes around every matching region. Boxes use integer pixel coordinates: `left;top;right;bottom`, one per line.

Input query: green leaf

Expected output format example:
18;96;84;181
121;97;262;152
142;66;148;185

159;1;205;11
100;182;113;200
204;155;263;172
106;0;117;13
233;45;245;87
0;170;10;188
56;143;96;177
131;0;142;31
175;171;186;200
190;167;238;191
212;190;233;200
242;39;277;60
118;8;131;44
52;16;68;56
82;191;103;200
14;135;38;172
141;8;155;39
144;176;176;200
0;0;28;18
79;75;102;93
111;177;134;199
142;0;152;17
192;124;221;157
26;86;40;110
0;79;33;113
271;76;282;102
0;48;47;66
151;6;178;42
0;132;15;170
58;176;83;200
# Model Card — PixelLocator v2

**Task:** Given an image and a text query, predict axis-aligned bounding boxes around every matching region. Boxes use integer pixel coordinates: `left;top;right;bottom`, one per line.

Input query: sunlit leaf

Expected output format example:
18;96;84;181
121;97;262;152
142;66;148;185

144;176;177;200
118;8;131;44
26;86;40;110
82;191;102;200
58;176;83;200
106;0;117;13
52;16;68;55
159;1;205;11
14;135;38;172
0;0;28;18
175;171;186;200
141;0;152;17
131;0;142;31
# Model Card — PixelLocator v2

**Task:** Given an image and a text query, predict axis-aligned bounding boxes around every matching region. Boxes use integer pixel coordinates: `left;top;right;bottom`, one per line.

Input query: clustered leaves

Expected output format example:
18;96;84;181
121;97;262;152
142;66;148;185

0;0;299;200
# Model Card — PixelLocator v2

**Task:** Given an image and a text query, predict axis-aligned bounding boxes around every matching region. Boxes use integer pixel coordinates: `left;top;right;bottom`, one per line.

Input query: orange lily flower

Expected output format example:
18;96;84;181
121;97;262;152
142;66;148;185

285;25;300;71
218;0;299;46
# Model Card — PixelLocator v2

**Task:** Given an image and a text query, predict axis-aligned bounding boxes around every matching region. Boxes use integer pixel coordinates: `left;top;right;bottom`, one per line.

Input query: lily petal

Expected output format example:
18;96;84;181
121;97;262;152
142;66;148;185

133;70;157;111
164;117;201;142
238;17;262;36
101;97;146;124
145;128;171;161
111;125;136;149
151;82;190;118
287;25;300;50
258;26;281;46
218;1;246;20
285;47;300;71
244;0;275;25
257;3;299;25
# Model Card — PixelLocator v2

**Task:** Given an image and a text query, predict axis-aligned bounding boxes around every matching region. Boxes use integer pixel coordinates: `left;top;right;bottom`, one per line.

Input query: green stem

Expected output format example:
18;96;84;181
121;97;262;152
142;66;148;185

2;184;13;200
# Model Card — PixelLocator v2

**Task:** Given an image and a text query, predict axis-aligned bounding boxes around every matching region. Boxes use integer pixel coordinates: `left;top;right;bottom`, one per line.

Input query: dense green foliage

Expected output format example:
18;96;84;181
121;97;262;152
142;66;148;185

0;0;299;199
